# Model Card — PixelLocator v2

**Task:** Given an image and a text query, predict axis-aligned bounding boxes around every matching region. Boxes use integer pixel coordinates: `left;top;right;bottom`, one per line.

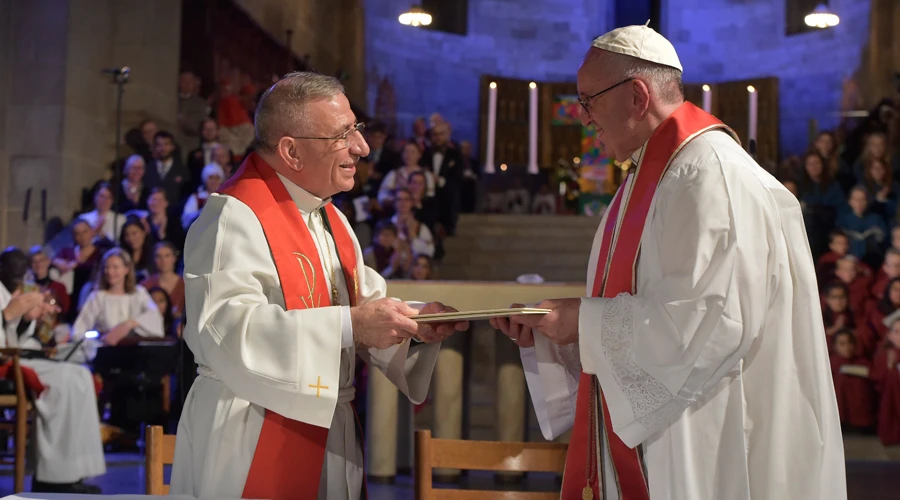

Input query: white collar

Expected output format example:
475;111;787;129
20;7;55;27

628;137;650;169
275;172;330;214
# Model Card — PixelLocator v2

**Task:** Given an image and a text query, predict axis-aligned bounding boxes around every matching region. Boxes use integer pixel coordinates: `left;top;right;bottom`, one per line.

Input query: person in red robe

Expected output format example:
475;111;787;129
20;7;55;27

833;256;872;325
862;277;900;357
869;248;900;300
823;283;856;348
871;315;900;445
829;329;875;432
818;230;850;287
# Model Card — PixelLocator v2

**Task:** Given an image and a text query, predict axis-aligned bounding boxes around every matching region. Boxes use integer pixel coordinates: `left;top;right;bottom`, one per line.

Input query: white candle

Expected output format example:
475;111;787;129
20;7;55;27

747;85;758;149
702;84;711;114
484;82;498;174
527;82;539;174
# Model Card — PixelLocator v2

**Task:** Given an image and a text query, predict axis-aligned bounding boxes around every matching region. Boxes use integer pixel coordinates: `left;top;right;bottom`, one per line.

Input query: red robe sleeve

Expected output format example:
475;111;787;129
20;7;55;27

877;358;900;445
830;355;875;428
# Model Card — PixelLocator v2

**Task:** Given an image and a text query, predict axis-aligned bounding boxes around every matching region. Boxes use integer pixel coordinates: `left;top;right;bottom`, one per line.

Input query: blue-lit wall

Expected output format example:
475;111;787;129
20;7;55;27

365;0;871;160
663;0;871;157
365;0;611;149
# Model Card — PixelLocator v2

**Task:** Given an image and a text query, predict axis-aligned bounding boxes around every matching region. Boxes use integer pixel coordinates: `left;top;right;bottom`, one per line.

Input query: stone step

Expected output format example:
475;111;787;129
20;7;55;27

451;225;597;240
442;237;595;254
440;250;590;268
455;214;601;229
439;263;587;282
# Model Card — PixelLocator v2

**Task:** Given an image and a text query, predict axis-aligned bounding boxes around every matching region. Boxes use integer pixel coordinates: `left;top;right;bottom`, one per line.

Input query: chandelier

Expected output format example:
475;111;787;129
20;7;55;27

399;5;432;27
804;3;840;28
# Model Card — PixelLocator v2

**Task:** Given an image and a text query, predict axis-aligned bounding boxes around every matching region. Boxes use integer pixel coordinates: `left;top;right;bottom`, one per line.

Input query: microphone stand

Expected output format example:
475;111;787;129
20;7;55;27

104;67;130;246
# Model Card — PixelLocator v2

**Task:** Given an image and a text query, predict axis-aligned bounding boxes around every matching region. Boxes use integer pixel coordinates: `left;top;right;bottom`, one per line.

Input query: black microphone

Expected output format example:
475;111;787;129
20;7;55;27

101;66;130;75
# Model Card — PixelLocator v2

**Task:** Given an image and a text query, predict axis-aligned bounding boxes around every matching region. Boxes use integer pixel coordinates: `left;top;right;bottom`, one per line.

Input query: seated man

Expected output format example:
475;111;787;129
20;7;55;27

0;248;105;493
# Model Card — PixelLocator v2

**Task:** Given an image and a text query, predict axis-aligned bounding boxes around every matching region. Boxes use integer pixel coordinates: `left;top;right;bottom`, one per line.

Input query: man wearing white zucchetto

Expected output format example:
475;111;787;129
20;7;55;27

493;23;847;500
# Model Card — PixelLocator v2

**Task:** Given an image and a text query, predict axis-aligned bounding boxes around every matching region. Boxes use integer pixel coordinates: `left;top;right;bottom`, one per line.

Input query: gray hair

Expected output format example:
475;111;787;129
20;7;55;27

254;72;345;152
587;50;684;105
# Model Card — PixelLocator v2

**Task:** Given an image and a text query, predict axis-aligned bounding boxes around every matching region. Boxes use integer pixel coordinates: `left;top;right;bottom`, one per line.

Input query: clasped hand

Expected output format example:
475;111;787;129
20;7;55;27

489;298;581;347
350;298;468;349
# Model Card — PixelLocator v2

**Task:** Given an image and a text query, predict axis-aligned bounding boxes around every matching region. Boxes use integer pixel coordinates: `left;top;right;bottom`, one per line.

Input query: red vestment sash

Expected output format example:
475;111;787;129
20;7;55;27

218;153;360;500
561;102;738;499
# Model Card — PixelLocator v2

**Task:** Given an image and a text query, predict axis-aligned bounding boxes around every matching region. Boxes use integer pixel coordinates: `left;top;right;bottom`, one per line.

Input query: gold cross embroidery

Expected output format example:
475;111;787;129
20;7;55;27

308;376;329;397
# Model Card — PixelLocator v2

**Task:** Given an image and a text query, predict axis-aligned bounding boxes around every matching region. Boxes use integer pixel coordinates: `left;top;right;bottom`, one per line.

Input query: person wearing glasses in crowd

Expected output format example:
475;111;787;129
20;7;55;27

492;24;846;500
170;72;468;500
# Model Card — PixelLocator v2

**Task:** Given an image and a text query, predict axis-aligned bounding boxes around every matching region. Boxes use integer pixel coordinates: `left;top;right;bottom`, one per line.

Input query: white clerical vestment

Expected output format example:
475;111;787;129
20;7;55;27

522;130;846;499
0;284;106;484
171;174;441;500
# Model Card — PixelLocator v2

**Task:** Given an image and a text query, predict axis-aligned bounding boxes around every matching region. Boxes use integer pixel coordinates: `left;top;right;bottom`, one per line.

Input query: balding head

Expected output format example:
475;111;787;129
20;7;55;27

254;72;345;152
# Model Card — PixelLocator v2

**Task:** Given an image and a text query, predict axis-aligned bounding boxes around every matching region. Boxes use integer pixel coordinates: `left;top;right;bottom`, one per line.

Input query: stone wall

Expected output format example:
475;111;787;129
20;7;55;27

663;0;872;157
0;0;181;249
232;0;367;106
365;0;611;148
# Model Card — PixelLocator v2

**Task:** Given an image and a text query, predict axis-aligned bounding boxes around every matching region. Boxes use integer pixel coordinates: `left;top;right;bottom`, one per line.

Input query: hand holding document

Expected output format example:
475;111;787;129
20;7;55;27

412;307;551;323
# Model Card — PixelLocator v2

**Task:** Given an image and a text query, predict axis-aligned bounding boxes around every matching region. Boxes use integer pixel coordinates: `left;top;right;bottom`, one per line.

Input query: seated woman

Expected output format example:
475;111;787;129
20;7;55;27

860;157;900;221
377;142;436;211
140;242;185;319
119;217;155;283
799;152;845;256
116;154;150;213
392;188;436;258
0;248;105;494
71;248;164;349
182;163;225;231
53;218;104;321
78;182;127;242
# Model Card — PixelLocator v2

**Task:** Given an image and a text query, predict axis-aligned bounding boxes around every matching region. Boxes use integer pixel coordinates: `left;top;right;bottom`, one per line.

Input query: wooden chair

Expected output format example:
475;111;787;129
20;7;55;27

0;348;35;493
145;425;177;494
414;429;567;500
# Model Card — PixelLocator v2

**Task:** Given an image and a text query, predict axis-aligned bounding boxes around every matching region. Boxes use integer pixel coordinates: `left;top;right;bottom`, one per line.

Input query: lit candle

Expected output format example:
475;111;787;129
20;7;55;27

485;82;497;174
528;82;539;174
702;84;711;114
747;85;758;148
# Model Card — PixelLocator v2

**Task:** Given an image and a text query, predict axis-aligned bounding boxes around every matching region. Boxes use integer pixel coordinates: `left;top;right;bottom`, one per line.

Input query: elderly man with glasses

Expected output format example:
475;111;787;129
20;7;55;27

493;24;846;500
171;72;468;500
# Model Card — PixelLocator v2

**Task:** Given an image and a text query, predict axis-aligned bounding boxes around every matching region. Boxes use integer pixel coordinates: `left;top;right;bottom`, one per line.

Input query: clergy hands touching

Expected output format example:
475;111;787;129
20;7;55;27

507;298;581;346
350;298;420;349
414;302;469;343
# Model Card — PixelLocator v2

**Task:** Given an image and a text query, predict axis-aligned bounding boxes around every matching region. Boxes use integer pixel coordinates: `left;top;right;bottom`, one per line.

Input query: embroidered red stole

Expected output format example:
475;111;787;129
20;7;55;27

561;102;738;499
218;153;360;500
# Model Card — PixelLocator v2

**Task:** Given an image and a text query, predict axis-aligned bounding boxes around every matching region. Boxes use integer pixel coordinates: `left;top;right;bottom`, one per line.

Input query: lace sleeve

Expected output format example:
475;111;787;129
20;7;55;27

600;293;692;433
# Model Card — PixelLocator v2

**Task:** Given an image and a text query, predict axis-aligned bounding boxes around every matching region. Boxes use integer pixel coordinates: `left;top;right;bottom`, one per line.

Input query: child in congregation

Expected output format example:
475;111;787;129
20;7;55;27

872;313;900;446
861;277;900;357
832;256;872;327
837;186;888;268
869;247;900;300
823;283;856;345
829;329;875;433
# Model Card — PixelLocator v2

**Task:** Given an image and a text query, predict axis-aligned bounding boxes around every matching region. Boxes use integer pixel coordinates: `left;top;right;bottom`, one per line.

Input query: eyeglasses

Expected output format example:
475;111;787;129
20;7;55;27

288;122;366;149
579;78;635;115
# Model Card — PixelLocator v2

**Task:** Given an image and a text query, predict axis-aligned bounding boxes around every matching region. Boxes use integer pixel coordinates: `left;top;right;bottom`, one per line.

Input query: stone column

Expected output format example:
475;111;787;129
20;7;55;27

495;329;526;482
365;367;398;480
432;330;467;478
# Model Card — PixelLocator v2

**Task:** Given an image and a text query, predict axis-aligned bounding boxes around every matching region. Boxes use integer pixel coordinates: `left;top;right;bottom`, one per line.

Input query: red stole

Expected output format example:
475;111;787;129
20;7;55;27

561;102;737;499
218;153;360;500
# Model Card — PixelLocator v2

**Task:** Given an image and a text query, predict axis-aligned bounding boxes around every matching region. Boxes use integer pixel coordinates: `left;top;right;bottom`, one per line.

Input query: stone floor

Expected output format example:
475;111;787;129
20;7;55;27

0;446;897;499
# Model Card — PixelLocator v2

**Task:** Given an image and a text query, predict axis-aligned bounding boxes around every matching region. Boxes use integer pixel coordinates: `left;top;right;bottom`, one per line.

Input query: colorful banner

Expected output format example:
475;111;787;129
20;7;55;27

552;95;581;125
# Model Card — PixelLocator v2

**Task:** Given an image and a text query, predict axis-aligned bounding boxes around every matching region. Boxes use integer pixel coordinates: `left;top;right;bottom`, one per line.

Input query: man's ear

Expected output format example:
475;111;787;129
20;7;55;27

278;138;304;172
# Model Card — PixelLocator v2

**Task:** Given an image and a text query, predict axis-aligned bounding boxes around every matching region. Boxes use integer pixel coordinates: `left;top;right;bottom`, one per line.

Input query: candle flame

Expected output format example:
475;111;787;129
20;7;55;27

500;164;508;171
529;82;537;89
747;85;756;93
489;82;497;89
702;84;710;92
